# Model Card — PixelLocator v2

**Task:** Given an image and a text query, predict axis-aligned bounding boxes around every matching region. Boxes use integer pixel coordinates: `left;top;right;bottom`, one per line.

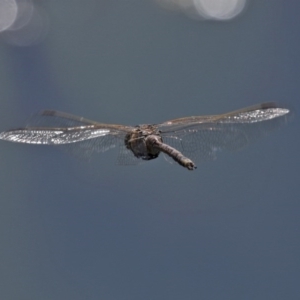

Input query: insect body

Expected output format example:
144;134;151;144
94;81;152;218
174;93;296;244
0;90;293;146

0;103;291;170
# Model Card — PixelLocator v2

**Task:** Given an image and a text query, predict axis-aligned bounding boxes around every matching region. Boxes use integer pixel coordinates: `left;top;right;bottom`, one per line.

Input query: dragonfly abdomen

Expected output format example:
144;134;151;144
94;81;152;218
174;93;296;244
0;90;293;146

146;135;196;171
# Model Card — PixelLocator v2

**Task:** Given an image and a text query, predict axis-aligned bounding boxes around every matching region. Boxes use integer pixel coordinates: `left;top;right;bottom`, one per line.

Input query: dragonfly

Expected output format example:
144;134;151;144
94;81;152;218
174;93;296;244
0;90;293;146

0;102;291;170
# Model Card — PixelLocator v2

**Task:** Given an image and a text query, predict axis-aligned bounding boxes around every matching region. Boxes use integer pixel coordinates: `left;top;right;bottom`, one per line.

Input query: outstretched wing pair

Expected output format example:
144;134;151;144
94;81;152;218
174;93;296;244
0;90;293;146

0;103;291;166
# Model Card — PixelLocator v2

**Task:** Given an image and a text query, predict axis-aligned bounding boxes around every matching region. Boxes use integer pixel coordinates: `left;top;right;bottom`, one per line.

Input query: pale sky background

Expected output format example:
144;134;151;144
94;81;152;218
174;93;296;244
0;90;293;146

0;1;299;299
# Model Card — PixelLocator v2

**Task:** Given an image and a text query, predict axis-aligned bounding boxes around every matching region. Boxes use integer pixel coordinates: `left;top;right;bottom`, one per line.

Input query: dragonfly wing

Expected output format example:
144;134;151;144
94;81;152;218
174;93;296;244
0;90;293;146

0;110;142;164
0;126;111;144
117;144;142;165
159;103;290;132
65;136;142;165
159;103;291;163
61;133;121;160
167;125;249;163
26;109;102;127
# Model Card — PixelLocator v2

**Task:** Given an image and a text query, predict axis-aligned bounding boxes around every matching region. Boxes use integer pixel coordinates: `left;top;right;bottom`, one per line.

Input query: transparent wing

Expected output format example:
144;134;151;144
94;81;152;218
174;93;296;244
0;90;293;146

117;144;142;165
0;110;141;165
26;109;103;127
0;126;113;144
159;103;289;130
159;103;292;163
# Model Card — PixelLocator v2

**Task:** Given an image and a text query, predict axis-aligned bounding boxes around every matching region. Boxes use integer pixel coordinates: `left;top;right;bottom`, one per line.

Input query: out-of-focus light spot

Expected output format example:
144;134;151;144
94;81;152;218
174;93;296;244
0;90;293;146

8;0;34;30
4;6;48;46
194;0;247;20
155;0;248;21
1;0;48;46
0;0;18;32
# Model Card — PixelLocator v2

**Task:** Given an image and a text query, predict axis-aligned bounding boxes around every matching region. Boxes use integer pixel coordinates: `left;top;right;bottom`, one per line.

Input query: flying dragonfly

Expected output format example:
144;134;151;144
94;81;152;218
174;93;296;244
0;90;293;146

0;103;291;170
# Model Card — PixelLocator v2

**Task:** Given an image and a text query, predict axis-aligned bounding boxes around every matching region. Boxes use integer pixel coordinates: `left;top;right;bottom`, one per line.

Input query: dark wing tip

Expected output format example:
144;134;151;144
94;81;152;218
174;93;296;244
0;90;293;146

260;102;295;120
259;102;293;112
38;110;58;116
259;102;278;109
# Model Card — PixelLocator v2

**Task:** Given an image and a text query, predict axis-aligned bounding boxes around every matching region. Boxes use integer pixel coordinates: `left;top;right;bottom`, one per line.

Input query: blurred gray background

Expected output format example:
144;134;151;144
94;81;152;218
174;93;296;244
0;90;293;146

0;0;299;299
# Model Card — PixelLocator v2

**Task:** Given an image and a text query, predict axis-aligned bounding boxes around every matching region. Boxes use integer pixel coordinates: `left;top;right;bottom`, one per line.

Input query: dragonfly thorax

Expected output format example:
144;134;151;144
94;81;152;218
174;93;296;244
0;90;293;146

125;125;162;160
